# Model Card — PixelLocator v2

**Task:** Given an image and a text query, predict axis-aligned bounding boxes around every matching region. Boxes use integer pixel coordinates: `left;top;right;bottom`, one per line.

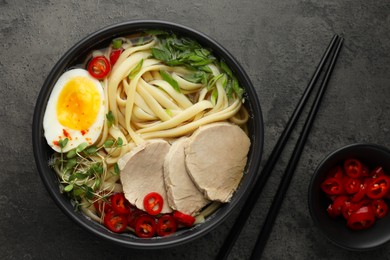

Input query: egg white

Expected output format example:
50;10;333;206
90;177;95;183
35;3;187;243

43;68;105;153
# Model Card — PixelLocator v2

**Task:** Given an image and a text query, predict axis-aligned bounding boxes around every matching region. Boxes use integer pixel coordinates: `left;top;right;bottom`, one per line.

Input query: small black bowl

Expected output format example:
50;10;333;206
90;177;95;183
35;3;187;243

32;20;264;249
308;143;390;251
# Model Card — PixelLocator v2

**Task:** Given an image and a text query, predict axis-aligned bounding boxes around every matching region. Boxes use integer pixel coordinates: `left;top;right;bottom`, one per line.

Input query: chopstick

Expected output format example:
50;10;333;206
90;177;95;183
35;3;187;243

216;34;343;260
250;35;343;259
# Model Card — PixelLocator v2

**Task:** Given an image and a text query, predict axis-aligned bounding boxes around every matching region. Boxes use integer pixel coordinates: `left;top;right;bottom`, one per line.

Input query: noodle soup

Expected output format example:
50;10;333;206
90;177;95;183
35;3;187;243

44;30;251;238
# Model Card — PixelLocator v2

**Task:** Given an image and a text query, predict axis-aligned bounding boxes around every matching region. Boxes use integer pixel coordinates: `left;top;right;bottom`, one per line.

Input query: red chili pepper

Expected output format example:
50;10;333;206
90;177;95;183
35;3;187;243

385;190;390;200
135;215;156;238
344;178;361;194
94;197;112;216
346;206;375;230
87;56;111;79
110;49;123;66
156;215;177;237
371;199;389;219
351;183;367;203
321;177;344;195
104;210;128;233
111;193;131;215
366;175;390;199
371;166;385;178
172;211;196;227
143;192;164;216
326;166;344;179
127;207;145;228
327;195;349;218
344;159;362;178
321;159;390;231
361;166;370;177
363;177;374;187
359;199;372;208
341;201;360;220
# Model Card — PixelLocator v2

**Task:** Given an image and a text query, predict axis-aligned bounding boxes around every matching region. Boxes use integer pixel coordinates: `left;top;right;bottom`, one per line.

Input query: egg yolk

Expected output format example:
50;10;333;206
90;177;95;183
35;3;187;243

56;76;101;131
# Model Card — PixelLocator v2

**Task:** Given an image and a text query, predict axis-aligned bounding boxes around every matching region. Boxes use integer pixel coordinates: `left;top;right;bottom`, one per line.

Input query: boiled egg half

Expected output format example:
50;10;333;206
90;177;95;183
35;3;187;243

43;68;105;152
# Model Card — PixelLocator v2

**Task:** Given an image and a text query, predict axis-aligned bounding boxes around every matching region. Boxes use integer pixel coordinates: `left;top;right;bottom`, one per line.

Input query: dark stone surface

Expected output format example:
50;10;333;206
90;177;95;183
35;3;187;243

1;0;389;259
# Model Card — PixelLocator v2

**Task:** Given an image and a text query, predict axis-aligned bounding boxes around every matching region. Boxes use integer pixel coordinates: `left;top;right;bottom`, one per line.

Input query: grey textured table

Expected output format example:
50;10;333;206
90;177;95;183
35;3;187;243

1;0;389;259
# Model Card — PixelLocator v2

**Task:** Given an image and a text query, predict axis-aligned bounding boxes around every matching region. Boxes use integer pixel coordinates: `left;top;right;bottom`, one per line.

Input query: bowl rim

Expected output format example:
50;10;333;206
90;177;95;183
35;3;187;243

32;19;264;249
308;142;390;251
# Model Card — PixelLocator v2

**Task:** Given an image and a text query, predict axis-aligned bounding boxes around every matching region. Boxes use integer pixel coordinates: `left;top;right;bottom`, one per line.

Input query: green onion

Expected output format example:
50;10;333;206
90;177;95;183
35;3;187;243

128;59;143;79
211;88;218;106
160;70;180;93
232;76;244;99
220;61;233;78
207;74;224;90
112;38;122;49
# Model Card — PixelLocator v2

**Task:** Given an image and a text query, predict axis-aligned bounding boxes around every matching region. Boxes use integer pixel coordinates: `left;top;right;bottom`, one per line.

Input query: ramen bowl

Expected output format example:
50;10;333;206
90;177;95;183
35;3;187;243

32;20;264;249
308;143;390;250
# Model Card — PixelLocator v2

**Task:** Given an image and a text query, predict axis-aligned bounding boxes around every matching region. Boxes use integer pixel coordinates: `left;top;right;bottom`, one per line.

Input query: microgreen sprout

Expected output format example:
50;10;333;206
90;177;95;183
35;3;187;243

51;137;125;208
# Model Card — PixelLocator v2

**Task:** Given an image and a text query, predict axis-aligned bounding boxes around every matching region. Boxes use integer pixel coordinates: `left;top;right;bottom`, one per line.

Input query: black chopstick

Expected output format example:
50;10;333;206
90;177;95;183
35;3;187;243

250;35;344;259
216;34;342;260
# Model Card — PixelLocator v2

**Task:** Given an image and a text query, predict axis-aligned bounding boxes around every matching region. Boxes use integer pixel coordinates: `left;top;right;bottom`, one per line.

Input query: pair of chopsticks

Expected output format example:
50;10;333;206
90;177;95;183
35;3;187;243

217;34;344;260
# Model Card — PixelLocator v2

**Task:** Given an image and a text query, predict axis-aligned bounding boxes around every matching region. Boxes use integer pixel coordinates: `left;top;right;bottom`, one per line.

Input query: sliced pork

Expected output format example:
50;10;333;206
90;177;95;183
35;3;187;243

118;139;172;213
185;122;250;202
164;137;210;215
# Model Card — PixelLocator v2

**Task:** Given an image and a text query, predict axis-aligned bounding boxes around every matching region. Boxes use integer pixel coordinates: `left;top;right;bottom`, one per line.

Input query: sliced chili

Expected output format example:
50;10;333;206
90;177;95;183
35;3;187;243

110;49;122;66
327;195;348;218
143;192;164;216
135;215;156;238
173;211;196;227
361;166;370;177
127;208;145;229
346;206;375;230
326;166;344;179
156;215;177;237
371;199;389;219
321;177;344;195
341;201;360;220
87;56;111;79
366;175;390;199
321;158;390;231
94;199;112;216
111;193;131;215
344;178;361;194
371;166;385;178
344;158;362;178
104;211;128;233
93;193;112;215
350;183;367;203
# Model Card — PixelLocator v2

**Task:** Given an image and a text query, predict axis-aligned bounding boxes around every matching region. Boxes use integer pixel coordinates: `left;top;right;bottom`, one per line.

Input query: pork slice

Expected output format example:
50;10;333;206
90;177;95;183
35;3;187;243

164;137;210;215
185;122;250;202
118;139;172;213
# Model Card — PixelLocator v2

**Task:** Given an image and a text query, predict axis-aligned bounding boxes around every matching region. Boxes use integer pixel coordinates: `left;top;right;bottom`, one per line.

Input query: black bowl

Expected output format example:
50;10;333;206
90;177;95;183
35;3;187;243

308;143;390;251
32;20;264;249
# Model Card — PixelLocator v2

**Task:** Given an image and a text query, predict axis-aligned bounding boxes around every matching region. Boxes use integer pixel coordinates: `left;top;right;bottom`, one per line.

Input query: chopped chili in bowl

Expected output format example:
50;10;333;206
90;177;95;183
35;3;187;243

321;158;389;230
